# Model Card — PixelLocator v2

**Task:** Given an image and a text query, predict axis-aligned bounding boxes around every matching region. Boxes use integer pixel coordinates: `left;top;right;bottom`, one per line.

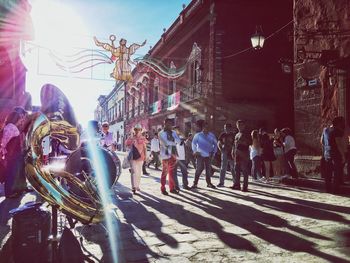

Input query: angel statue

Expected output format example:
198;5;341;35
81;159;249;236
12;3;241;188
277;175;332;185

94;35;146;81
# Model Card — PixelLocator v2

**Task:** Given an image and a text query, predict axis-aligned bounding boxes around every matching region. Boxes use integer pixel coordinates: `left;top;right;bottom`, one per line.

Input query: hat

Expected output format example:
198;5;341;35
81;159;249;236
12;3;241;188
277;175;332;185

134;124;142;130
102;121;109;127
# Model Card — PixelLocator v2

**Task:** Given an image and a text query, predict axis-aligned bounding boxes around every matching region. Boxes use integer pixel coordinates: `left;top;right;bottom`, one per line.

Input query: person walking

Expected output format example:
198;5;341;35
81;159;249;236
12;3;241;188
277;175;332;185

217;123;236;187
281;127;298;179
250;130;262;180
321;117;345;193
231;120;251;192
173;127;190;190
159;118;181;195
191;120;217;189
125;124;148;194
149;132;161;170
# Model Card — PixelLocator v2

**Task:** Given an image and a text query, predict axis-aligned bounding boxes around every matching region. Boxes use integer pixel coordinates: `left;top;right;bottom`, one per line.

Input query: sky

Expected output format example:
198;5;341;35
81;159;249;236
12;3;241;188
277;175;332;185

24;0;191;126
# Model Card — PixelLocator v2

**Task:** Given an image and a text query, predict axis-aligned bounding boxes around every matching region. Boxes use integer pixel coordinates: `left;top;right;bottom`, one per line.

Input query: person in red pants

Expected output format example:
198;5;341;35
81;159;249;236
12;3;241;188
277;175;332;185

159;118;181;195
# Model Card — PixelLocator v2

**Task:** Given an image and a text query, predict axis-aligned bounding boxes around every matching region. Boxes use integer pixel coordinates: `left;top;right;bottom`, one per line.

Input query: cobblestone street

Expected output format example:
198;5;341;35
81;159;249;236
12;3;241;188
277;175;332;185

1;161;350;262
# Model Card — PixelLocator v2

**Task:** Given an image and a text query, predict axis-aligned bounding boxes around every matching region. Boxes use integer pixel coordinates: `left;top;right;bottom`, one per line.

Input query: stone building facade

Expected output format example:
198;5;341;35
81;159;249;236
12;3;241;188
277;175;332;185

140;0;294;136
293;0;350;173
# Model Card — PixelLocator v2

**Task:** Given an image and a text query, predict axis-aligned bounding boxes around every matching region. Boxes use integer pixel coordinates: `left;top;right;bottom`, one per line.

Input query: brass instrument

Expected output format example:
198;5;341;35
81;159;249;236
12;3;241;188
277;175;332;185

25;84;120;224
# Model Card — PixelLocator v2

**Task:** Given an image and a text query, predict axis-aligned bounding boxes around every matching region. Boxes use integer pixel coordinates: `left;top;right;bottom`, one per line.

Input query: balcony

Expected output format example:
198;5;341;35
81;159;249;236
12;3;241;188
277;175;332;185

180;83;206;103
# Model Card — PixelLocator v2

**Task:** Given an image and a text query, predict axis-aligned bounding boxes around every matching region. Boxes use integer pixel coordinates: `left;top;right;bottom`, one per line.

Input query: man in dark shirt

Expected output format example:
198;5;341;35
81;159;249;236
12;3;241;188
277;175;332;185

321;116;345;194
217;123;237;187
232;120;251;192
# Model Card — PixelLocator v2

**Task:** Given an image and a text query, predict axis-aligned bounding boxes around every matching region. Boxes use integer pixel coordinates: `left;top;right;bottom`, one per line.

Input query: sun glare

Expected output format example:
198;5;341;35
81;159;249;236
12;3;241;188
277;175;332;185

30;0;89;50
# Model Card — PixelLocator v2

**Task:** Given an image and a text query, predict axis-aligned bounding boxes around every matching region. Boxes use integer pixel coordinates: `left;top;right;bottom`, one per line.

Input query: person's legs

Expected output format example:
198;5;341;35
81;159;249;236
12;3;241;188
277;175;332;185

241;160;250;191
191;154;197;169
132;160;143;190
233;162;241;188
160;159;169;191
173;161;180;189
168;156;176;191
324;159;333;192
228;159;236;181
286;149;298;178
193;156;204;186
179;160;189;187
333;159;343;193
204;157;212;185
264;161;271;180
154;152;161;169
130;160;137;190
251;157;258;179
219;152;228;185
148;151;155;167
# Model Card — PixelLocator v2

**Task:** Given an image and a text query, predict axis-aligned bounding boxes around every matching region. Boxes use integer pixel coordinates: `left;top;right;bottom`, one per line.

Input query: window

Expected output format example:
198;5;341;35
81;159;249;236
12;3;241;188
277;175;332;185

188;43;202;96
191;61;200;86
169;61;176;95
154;78;159;102
169;80;176;95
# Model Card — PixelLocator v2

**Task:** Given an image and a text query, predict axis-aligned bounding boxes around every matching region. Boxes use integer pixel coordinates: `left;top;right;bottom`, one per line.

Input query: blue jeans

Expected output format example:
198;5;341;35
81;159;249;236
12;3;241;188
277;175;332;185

193;156;213;185
219;152;235;185
234;159;250;190
251;156;262;179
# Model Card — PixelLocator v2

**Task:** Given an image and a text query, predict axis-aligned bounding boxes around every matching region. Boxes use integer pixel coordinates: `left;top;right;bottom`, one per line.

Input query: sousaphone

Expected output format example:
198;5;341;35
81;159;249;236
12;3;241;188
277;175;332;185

25;84;121;224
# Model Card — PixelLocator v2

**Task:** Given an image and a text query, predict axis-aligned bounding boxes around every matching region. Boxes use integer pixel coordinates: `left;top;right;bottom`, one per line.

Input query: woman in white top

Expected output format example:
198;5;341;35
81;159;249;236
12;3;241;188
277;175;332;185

250;130;262;180
281;128;298;179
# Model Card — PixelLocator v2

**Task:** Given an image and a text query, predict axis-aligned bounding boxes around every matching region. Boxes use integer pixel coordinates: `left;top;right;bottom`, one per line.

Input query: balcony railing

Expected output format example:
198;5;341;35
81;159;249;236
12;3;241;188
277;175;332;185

180;83;206;103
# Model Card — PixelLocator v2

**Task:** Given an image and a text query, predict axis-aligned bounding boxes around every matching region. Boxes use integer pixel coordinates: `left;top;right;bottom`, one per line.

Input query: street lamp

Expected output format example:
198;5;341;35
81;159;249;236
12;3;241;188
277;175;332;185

251;26;265;49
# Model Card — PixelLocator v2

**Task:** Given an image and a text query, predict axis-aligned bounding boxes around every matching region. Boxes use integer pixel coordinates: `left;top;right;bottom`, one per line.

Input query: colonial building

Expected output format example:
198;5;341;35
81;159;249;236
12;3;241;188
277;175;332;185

141;0;294;136
0;0;33;123
125;65;152;135
94;81;126;150
293;0;350;173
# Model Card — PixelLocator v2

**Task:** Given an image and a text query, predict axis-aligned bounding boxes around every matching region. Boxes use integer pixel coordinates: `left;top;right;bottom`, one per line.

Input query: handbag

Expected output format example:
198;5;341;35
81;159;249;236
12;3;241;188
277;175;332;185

122;156;131;169
132;144;141;160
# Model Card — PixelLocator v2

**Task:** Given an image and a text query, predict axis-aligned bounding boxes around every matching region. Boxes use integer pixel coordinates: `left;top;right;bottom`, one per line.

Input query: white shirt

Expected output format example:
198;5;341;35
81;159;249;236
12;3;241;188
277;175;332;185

176;143;186;160
100;131;114;147
284;135;296;153
159;129;180;160
150;138;160;152
249;145;261;160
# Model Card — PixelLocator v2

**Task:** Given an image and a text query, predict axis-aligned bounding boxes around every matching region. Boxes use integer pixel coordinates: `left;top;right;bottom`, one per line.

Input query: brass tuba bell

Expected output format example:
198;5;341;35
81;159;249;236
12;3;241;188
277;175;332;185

25;84;121;224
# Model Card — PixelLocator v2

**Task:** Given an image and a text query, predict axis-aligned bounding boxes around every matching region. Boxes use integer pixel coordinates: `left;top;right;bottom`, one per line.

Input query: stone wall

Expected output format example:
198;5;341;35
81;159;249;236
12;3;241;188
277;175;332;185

294;0;350;173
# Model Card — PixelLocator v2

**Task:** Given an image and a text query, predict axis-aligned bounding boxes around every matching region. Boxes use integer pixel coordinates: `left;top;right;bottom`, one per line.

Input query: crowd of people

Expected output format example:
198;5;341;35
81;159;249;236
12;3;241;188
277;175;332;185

123;117;303;195
0;106;346;199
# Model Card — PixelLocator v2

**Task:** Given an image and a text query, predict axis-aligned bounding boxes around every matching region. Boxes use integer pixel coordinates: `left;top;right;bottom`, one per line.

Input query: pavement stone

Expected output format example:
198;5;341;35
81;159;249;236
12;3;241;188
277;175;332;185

1;158;350;262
